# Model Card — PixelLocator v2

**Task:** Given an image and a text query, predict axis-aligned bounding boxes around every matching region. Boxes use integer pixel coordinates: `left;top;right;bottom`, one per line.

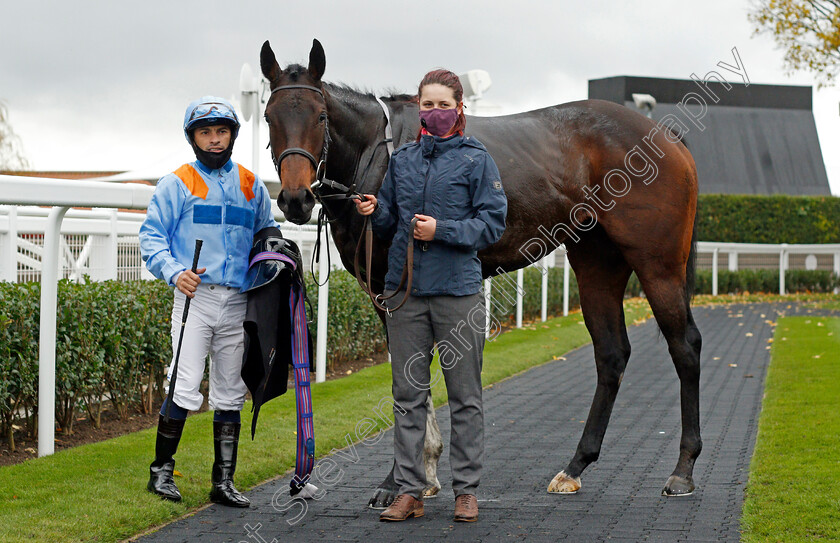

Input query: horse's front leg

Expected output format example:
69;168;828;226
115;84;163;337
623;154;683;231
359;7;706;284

422;392;443;497
367;461;399;509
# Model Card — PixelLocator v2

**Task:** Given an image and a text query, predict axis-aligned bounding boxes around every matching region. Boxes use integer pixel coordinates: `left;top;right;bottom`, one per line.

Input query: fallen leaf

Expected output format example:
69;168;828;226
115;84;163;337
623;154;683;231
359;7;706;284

173;470;183;477
729;363;738;368
766;339;773;343
713;356;721;360
745;333;753;337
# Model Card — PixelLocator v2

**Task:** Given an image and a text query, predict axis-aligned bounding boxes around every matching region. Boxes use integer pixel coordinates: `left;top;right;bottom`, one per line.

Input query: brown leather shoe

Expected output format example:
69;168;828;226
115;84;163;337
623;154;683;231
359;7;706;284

454;494;478;522
379;494;424;521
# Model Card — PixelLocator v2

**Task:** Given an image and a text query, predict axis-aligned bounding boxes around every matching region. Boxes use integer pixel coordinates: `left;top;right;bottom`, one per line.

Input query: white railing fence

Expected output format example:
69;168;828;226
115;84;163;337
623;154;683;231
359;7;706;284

696;241;840;295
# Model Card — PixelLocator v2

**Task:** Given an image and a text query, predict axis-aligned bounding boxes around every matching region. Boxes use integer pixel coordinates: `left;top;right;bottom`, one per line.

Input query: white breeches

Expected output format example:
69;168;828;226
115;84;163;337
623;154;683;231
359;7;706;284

166;283;248;412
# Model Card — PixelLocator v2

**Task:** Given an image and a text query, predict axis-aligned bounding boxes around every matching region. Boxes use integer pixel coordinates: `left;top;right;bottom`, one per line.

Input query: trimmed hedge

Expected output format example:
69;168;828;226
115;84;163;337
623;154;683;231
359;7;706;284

305;271;387;364
694;269;838;295
0;273;388;451
696;194;840;244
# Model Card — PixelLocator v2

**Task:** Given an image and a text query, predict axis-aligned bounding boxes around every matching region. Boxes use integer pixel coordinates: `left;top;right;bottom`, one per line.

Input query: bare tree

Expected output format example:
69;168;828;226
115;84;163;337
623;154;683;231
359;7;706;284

0;100;30;171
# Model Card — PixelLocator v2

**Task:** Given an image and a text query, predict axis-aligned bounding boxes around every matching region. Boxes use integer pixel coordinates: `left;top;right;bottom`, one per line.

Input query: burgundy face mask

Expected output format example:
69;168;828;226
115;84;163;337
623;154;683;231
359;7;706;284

419;108;459;137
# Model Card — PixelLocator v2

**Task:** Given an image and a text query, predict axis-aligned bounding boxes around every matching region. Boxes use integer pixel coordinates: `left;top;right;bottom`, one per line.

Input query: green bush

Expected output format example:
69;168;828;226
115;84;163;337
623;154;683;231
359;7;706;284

0;280;173;445
0;283;40;451
487;267;580;326
305;270;387;365
693;269;839;295
0;272;393;447
697;194;840;244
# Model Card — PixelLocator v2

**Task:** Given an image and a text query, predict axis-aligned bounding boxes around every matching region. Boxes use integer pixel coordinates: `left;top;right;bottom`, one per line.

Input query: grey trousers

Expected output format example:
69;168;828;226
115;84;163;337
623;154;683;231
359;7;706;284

386;291;486;499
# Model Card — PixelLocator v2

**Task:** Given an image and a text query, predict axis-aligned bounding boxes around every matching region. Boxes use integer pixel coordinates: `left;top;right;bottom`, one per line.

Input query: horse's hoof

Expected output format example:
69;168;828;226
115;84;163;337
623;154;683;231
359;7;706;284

367;488;397;510
662;475;695;496
547;471;581;494
423;485;441;499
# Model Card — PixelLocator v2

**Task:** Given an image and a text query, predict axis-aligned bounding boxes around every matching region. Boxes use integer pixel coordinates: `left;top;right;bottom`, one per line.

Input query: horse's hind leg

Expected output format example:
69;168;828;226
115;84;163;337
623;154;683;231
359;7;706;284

422;393;443;497
635;270;702;496
548;234;632;494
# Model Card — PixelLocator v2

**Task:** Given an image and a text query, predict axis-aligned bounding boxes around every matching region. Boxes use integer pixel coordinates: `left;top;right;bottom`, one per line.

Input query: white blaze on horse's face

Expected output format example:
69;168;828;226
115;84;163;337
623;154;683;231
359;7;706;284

419;83;462;114
192;125;231;153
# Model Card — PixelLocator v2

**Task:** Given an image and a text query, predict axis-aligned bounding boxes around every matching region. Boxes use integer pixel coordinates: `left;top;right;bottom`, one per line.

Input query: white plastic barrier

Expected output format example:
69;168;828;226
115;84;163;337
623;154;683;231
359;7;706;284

0;174;155;457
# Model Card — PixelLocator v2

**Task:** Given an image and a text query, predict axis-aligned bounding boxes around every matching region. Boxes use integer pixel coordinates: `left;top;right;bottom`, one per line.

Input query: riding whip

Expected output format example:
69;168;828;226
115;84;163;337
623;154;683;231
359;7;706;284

164;239;203;423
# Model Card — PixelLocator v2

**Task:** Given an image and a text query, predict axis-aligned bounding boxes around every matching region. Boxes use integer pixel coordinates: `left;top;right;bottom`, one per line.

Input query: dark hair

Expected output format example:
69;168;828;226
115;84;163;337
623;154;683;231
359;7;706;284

416;69;466;139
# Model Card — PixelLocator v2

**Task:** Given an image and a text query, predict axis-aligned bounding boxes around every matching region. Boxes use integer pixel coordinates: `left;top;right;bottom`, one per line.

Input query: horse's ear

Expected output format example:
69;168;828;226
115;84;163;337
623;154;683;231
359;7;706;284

260;40;282;85
308;38;326;81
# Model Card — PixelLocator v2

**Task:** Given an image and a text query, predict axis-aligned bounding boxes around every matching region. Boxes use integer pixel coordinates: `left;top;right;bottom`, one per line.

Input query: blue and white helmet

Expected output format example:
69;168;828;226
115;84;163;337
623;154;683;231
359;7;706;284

183;96;241;142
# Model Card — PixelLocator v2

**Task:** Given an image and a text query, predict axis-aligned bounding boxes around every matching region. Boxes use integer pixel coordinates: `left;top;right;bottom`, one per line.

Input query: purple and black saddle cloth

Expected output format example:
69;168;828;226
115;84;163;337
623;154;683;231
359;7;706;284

241;226;315;494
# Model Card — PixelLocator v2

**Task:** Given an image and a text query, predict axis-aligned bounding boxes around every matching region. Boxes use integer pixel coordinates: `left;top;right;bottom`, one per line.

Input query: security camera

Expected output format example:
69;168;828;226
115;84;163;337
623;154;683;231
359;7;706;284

632;93;656;117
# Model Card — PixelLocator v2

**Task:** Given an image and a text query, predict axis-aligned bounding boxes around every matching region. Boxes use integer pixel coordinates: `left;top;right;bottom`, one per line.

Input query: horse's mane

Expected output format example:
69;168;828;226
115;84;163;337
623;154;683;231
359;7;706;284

324;82;417;106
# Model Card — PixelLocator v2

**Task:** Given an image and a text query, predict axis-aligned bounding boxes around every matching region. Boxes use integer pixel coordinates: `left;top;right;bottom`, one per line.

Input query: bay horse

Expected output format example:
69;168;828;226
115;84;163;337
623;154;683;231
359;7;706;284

261;39;702;506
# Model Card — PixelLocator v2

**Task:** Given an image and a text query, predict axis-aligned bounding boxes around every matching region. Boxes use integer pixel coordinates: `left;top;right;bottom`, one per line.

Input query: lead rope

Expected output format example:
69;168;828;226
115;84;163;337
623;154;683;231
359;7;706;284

353;216;417;314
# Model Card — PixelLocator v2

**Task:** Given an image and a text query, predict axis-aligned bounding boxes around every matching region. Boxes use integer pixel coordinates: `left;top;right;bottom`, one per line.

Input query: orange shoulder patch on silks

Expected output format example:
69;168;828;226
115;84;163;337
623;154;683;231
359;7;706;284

172;164;209;200
238;164;256;201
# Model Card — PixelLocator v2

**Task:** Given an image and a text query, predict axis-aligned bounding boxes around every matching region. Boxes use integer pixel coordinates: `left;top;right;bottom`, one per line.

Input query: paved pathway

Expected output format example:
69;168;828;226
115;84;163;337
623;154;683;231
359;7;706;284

137;303;835;542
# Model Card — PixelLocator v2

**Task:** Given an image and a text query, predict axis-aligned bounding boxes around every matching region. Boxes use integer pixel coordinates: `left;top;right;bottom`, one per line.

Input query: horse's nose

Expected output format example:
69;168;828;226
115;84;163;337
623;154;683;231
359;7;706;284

277;188;317;224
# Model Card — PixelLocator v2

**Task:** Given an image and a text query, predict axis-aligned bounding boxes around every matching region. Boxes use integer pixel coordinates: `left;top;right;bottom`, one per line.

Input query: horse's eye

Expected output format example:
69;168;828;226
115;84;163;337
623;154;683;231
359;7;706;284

264;115;271;125
318;112;327;123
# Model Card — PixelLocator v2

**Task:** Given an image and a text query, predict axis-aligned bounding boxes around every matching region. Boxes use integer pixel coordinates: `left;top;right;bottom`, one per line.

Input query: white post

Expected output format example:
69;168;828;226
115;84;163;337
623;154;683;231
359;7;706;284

540;258;548;322
563;250;570;317
484;278;492;339
39;206;69;457
2;206;17;282
834;252;840;295
251;92;260;177
779;244;787;295
315;229;329;383
515;268;524;328
107;209;118;280
728;251;738;272
712;247;719;296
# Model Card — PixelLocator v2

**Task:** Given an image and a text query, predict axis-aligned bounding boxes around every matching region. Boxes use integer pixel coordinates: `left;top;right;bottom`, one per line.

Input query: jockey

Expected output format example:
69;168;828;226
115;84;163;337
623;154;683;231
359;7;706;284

140;96;277;507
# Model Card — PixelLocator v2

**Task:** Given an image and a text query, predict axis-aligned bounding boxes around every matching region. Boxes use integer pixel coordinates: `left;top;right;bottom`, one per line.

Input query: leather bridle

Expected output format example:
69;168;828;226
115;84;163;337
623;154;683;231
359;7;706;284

266;85;414;313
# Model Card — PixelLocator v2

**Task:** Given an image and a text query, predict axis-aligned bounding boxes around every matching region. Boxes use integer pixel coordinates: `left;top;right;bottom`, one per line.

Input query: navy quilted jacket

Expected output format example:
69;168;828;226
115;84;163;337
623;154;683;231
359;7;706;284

371;133;507;296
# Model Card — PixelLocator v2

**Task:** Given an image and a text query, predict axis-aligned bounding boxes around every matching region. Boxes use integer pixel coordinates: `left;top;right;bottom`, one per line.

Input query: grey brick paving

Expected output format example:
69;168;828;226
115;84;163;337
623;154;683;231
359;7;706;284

136;303;837;543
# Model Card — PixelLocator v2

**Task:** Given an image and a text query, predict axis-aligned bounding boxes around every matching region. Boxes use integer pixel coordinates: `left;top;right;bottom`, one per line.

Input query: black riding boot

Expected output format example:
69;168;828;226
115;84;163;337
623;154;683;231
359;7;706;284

209;421;250;507
147;415;186;502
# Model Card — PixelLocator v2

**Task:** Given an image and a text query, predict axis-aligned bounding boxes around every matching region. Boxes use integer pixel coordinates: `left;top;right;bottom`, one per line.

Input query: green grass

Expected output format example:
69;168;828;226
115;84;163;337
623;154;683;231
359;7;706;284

741;316;840;542
0;300;653;543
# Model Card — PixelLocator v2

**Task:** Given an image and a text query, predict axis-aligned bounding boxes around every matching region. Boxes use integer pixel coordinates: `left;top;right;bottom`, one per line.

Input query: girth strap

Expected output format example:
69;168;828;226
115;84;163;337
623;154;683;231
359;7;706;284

288;270;315;494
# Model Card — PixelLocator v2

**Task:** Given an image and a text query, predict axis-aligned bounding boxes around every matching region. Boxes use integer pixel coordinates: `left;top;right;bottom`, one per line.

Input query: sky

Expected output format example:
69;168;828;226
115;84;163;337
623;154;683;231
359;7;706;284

2;0;839;195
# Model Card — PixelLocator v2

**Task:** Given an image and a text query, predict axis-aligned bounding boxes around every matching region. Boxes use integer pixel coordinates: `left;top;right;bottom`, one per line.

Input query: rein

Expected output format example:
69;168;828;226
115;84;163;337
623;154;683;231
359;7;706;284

267;85;414;311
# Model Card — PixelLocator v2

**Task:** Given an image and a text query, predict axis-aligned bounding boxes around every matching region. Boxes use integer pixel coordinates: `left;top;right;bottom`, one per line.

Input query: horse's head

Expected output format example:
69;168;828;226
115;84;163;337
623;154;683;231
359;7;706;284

261;39;328;224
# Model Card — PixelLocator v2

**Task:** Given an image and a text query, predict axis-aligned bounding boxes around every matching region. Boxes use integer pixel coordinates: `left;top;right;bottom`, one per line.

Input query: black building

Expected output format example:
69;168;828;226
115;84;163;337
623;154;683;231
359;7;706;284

588;76;831;195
